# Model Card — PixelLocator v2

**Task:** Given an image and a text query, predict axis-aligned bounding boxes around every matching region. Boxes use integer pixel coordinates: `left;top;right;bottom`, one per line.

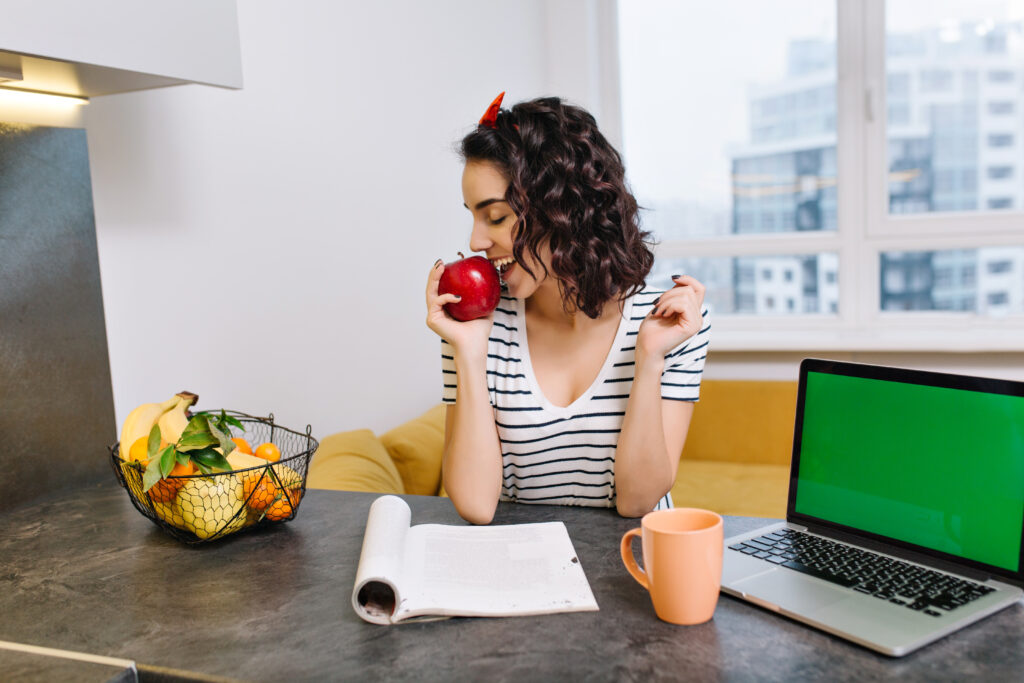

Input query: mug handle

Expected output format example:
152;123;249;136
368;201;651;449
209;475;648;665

620;528;648;589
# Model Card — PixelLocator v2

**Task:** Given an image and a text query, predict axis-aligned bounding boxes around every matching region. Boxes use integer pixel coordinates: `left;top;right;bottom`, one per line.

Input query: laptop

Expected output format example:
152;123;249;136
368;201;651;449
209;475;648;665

721;358;1024;657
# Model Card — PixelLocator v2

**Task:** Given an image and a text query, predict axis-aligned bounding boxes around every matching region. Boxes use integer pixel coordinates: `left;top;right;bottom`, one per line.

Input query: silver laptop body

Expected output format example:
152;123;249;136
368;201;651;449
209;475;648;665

721;359;1024;657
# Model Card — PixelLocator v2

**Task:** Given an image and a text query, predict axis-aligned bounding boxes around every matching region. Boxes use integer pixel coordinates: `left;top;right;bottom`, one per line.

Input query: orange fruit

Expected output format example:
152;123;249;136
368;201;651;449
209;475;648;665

147;460;196;504
128;436;169;466
264;488;302;521
240;469;278;512
231;437;253;455
253;442;281;462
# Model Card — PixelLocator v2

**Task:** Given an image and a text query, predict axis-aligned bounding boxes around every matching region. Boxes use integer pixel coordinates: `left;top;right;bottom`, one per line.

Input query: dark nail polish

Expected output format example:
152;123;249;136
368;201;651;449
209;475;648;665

454;295;462;301
434;259;443;267
671;274;681;279
652;297;661;306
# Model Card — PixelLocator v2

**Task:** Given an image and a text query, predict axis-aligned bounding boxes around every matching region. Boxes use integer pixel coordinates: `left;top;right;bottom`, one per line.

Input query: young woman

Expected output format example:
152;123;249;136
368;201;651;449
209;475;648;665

425;94;709;524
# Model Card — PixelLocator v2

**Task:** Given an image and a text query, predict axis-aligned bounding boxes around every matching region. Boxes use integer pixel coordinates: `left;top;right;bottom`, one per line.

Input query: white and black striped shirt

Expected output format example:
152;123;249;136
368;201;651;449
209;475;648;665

441;288;709;510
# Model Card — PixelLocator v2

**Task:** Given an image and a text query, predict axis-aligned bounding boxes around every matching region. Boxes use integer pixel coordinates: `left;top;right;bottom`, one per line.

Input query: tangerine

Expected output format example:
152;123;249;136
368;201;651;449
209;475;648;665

240;469;278;512
231;437;253;455
253;442;281;463
147;460;196;504
264;488;302;521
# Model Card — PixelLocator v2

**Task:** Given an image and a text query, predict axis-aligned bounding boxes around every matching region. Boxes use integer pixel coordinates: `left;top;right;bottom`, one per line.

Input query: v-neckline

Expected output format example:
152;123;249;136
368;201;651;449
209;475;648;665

516;294;634;416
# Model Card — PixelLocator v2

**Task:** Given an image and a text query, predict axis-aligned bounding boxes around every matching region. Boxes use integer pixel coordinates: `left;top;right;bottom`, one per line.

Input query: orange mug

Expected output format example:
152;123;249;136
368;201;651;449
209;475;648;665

620;507;723;625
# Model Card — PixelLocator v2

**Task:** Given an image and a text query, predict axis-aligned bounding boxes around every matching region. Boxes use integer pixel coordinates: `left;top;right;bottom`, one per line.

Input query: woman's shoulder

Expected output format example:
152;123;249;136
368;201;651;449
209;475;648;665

489;294;522;337
494;294;519;318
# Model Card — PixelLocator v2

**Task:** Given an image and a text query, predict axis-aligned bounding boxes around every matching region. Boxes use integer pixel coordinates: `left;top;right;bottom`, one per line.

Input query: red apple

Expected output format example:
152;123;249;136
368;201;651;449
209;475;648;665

438;254;501;321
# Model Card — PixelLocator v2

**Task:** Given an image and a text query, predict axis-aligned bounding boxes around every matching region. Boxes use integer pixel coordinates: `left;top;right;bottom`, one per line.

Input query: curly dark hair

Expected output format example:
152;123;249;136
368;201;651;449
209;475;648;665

459;96;654;319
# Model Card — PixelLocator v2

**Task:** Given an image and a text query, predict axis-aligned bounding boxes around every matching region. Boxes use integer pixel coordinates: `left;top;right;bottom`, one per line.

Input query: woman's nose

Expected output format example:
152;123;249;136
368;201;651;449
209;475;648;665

468;221;492;253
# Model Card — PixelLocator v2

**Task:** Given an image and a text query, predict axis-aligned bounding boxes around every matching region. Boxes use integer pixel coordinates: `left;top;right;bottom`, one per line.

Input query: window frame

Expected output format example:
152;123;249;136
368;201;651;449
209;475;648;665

610;0;1024;352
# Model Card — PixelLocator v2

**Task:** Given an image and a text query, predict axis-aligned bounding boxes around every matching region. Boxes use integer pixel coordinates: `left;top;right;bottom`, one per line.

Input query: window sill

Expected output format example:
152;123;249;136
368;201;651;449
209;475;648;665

708;317;1024;352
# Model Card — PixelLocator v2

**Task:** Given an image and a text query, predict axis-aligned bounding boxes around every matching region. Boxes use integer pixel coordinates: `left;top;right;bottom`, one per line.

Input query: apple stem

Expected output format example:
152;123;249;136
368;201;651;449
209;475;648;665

458;251;465;259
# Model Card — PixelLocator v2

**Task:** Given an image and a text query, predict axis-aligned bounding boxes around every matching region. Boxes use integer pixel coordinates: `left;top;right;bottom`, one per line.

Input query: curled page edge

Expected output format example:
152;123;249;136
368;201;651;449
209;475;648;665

351;495;412;624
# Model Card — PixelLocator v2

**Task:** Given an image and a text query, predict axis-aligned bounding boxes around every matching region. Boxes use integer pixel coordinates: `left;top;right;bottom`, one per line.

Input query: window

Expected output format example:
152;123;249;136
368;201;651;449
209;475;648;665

987;292;1009;306
988;101;1015;115
617;0;1024;351
879;248;1024;313
987;133;1014;148
987;197;1014;210
988;260;1013;274
987;166;1013;180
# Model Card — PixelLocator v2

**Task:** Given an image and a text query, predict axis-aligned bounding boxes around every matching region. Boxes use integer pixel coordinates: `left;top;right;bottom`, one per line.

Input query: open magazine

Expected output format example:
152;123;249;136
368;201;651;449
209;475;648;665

351;495;599;624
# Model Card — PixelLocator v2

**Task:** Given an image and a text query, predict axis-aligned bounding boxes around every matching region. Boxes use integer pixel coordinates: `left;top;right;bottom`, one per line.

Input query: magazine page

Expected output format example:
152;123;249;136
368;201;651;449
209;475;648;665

351;495;414;624
397;520;599;620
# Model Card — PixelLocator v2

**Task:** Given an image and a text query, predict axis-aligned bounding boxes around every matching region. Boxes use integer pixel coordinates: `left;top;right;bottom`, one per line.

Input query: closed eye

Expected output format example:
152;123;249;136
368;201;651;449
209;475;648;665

489;216;509;226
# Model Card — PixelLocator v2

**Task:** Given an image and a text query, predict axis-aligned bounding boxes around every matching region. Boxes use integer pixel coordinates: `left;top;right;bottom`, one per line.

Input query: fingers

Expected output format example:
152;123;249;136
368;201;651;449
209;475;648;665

650;280;702;320
671;274;706;297
425;259;446;306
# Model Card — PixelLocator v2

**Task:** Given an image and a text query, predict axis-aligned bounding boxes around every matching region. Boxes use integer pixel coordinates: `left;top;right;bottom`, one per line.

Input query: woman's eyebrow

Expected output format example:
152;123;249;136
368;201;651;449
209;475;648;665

463;198;508;211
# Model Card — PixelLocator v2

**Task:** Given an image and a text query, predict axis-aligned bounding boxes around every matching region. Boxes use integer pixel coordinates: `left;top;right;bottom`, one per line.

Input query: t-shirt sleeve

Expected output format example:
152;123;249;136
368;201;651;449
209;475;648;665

441;338;457;404
661;306;710;402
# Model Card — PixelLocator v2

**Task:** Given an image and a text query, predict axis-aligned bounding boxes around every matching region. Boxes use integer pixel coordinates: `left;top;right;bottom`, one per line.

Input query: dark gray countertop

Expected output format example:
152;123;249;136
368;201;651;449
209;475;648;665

1;482;1022;682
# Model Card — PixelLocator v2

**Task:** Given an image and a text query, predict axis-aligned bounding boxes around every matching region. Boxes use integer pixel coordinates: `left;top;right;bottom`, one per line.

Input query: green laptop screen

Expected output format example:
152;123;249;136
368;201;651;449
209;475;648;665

794;370;1024;572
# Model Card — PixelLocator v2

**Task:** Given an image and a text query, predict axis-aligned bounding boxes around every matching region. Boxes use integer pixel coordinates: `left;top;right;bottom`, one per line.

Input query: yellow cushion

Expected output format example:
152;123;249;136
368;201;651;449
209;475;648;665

380;404;447;496
307;429;404;494
671;460;789;518
682;380;797;466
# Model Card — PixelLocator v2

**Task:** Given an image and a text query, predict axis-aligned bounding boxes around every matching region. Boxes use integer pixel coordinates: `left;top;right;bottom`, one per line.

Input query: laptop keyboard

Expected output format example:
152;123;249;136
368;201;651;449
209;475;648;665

729;529;995;617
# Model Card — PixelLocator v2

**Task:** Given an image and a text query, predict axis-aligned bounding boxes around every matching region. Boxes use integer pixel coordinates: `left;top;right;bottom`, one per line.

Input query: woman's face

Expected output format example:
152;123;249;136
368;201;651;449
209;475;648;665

461;160;548;299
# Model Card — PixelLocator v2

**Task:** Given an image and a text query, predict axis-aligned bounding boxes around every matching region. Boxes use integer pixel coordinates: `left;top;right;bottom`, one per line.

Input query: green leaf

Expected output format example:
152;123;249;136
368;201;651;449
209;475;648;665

159;445;176;478
142;456;163;492
180;413;211;439
208;419;237;457
193;460;213;476
220;410;245;432
146;424;162;460
176;433;219;452
175;450;191;467
175;414;218;452
190;447;233;472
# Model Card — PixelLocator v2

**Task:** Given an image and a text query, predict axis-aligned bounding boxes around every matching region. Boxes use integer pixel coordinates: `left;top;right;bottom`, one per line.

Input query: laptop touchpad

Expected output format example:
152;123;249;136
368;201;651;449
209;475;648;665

732;569;849;613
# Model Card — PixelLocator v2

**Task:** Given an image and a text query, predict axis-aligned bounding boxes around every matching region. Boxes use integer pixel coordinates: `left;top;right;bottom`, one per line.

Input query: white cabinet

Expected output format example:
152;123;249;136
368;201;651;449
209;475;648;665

0;0;242;97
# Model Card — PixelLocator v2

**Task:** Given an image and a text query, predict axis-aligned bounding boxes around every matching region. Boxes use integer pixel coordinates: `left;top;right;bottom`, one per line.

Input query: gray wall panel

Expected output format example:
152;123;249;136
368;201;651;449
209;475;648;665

0;122;116;510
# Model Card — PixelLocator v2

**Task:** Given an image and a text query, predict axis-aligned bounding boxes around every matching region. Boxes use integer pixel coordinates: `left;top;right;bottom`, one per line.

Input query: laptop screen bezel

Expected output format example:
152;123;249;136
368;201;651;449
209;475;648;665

787;358;1024;588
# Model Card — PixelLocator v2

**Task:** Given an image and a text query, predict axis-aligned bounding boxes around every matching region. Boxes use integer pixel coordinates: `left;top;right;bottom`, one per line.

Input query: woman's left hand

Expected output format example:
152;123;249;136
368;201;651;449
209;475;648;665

636;275;706;362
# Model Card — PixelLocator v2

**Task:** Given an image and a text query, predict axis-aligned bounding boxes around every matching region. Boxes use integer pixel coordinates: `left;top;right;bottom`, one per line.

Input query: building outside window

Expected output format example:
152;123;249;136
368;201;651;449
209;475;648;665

617;0;1024;349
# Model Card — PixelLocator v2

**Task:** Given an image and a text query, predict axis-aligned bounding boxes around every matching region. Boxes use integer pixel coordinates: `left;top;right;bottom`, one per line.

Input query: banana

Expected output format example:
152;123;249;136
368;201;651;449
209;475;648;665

118;396;181;459
157;391;199;445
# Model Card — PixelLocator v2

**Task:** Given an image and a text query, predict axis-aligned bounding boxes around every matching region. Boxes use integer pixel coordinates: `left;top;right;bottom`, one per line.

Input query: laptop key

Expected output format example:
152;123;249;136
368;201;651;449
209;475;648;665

781;560;858;587
766;555;787;564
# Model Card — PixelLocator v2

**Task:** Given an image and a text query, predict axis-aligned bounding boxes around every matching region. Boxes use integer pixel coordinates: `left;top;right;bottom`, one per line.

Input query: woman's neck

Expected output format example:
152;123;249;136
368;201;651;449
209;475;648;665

525;279;623;333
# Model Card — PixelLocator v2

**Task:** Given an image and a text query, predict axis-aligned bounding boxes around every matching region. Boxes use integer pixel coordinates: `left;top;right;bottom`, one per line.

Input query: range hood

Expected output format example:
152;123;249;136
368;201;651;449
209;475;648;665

0;0;242;99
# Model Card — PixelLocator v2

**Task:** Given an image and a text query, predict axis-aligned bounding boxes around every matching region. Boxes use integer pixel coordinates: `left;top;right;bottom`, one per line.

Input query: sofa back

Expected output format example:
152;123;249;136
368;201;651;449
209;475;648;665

681;380;797;467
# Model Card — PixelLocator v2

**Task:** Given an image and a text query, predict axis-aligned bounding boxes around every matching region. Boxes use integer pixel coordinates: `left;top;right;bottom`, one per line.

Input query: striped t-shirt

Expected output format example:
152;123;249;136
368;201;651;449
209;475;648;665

440;288;710;510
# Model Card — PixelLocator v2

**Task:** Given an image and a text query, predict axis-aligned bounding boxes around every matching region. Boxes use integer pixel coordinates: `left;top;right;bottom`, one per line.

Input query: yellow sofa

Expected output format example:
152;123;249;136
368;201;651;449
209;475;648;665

307;380;796;518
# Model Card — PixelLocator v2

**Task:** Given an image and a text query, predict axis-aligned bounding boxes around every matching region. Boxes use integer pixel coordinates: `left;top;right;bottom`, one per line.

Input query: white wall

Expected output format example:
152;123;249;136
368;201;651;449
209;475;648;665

87;0;559;436
80;0;1024;441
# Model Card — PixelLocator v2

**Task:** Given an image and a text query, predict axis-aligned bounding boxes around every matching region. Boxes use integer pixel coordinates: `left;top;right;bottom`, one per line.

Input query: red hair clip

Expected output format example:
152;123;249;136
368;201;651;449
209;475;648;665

479;91;505;128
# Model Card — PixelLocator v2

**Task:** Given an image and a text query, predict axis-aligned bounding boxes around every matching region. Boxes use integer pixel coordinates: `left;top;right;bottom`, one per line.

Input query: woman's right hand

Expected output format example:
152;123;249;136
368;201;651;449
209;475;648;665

425;259;494;362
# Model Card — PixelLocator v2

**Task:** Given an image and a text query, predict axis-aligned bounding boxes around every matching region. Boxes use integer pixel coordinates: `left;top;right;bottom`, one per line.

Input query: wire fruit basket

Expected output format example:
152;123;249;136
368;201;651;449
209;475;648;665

110;410;318;544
